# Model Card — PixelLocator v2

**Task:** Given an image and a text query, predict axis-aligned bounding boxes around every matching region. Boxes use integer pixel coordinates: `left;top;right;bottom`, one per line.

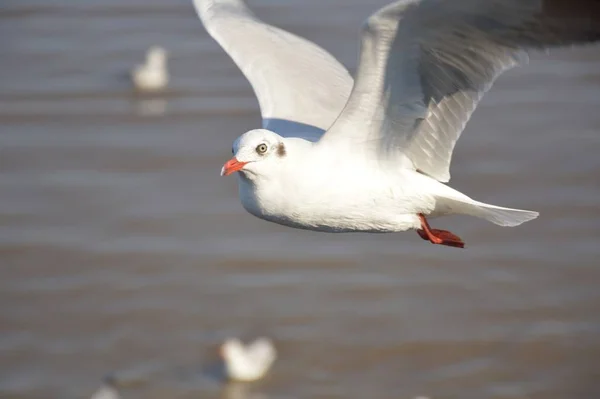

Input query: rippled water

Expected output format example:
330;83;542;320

1;1;600;398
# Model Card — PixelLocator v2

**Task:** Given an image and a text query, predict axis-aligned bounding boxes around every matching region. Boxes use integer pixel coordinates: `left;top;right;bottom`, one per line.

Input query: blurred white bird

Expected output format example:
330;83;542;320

221;337;277;382
131;46;169;92
89;377;120;399
194;0;600;248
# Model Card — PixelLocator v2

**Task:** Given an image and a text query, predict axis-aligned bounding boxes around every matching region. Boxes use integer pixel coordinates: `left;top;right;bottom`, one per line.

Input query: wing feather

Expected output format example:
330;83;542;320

319;0;600;181
193;0;353;139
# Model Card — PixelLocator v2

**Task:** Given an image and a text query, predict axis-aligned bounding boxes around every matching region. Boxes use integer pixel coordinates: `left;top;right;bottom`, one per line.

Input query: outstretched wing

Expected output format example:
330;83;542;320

193;0;354;140
318;0;600;181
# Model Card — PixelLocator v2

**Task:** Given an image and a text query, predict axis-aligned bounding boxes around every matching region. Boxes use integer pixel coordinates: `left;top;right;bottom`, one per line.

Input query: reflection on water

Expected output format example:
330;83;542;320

131;97;168;117
1;1;600;399
222;382;269;399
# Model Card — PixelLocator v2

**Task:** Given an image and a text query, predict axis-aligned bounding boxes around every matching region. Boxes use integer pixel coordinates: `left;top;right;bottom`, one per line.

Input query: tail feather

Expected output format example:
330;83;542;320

467;201;539;227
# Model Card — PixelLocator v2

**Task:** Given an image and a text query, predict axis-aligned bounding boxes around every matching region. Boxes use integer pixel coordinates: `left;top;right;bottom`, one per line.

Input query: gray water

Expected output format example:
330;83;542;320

1;1;600;398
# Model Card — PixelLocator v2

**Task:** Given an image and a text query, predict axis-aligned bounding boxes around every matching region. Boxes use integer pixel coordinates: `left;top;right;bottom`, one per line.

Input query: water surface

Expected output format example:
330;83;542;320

1;1;600;398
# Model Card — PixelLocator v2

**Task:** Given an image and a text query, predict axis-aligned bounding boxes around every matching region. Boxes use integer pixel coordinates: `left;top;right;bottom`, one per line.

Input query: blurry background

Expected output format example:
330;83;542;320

1;1;599;398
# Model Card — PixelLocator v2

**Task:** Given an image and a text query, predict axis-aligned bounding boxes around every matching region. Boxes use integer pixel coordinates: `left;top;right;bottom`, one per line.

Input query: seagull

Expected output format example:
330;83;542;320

131;46;169;92
220;337;277;382
90;376;120;399
193;0;600;248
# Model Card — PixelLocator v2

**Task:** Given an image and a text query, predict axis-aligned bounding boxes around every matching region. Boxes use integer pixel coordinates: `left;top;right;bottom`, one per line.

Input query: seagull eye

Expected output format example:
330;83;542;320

256;143;268;154
231;147;234;155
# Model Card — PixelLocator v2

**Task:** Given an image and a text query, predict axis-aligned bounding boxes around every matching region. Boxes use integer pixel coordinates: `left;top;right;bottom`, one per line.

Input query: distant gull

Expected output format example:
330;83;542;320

193;0;600;248
131;46;169;92
90;376;120;399
221;337;277;382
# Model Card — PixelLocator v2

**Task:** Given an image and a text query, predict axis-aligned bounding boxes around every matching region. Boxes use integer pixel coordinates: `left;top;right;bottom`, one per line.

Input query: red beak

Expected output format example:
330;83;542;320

220;158;248;176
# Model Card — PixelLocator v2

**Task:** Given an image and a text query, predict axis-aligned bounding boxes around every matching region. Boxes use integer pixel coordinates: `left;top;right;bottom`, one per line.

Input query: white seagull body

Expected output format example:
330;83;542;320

221;337;277;382
131;46;169;92
193;0;599;248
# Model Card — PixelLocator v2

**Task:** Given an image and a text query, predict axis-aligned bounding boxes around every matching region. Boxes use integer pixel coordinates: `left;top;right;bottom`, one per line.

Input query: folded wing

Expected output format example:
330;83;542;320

319;0;600;181
246;338;276;366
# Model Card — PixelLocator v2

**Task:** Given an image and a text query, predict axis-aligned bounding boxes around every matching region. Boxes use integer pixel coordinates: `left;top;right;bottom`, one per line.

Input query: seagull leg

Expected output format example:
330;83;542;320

416;214;465;248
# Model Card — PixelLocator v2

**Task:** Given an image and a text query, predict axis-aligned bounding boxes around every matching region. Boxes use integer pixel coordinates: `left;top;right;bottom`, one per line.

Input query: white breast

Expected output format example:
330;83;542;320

236;161;433;233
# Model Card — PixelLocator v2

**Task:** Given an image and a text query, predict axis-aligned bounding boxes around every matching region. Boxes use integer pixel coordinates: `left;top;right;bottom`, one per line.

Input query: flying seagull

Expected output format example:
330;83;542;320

193;0;599;248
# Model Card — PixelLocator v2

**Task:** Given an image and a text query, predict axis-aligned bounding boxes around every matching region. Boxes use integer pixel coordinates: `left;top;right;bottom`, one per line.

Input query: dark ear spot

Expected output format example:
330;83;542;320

277;143;286;157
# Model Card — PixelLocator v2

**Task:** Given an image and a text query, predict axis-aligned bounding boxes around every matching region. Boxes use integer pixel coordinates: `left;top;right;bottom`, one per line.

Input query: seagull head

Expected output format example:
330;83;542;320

146;46;167;68
221;129;287;179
